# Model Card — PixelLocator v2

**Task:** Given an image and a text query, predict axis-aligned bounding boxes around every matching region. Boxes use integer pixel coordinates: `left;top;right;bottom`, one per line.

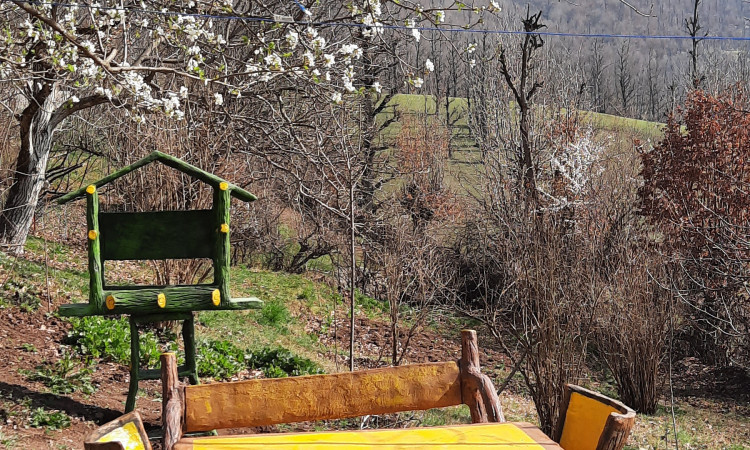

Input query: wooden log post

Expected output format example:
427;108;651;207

213;185;231;306
460;330;505;423
86;185;104;311
162;353;185;450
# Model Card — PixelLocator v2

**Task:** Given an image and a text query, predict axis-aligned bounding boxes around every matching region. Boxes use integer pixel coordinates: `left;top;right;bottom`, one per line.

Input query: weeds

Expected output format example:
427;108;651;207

0;429;19;449
20;343;37;353
195;339;323;380
257;299;291;328
65;316;162;367
28;408;71;430
1;280;41;312
196;339;247;380
247;347;323;378
20;351;96;395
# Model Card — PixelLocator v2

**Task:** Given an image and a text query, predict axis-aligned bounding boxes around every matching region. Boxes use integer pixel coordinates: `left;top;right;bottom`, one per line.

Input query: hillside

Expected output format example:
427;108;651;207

0;213;748;448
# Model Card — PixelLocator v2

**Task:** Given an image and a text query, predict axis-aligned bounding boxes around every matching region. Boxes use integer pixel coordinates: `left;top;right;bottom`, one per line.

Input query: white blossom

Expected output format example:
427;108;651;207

264;53;282;71
372;81;382;93
303;51;315;67
286;30;299;49
435;10;445;23
413;77;424;88
214;93;223;105
425;59;434;72
406;19;420;42
489;1;502;13
331;92;342;104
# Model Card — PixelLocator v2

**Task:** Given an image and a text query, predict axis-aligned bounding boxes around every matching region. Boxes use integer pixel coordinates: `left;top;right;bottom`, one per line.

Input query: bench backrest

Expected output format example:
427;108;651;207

99;210;215;261
160;330;504;449
184;362;461;432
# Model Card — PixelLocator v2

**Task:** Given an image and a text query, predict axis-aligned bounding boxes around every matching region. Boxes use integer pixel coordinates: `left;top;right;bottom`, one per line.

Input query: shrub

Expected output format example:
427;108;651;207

247;347;323;378
640;88;750;366
196;339;247;380
65;316;162;367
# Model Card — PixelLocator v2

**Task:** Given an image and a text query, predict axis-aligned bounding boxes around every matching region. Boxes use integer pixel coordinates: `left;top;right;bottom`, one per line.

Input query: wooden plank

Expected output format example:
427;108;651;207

183;362;462;432
62;286;261;316
173;422;563;449
99;210;215;261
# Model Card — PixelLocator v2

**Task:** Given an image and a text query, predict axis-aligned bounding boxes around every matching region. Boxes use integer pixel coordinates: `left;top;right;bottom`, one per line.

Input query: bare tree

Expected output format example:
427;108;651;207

686;0;706;89
615;41;636;116
497;7;546;199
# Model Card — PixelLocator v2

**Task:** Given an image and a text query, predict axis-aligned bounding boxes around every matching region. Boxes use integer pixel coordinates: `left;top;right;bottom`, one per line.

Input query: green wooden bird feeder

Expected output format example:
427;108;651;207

57;151;262;411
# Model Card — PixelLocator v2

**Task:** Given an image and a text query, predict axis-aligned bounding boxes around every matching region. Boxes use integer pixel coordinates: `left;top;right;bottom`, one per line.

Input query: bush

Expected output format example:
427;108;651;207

640;88;750;366
247;347;323;378
196;339;247;380
65;316;163;367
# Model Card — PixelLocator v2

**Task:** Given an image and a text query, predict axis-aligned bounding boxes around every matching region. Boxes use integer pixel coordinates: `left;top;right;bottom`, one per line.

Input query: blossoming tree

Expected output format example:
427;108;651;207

0;0;483;251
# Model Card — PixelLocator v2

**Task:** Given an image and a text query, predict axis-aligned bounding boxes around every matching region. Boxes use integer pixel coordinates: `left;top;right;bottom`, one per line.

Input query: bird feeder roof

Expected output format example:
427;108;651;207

58;151;256;204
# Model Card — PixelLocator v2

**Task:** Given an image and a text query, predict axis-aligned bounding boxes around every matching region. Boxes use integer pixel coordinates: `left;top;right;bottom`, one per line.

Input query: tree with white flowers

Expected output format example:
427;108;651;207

0;0;487;252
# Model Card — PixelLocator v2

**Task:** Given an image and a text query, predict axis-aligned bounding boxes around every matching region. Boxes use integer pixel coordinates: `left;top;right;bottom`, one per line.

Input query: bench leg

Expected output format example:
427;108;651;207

126;313;199;413
183;314;199;385
126;316;140;413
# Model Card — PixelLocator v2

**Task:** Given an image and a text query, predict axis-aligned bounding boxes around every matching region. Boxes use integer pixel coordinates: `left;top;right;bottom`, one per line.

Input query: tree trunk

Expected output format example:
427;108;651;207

0;82;57;253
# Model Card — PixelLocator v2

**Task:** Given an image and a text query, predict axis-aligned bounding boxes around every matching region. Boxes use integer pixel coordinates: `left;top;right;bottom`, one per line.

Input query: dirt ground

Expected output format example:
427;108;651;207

0;292;505;449
1;235;749;449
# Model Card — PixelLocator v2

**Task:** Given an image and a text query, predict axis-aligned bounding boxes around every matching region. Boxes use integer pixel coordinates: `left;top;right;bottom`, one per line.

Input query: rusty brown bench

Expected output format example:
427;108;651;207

84;329;635;449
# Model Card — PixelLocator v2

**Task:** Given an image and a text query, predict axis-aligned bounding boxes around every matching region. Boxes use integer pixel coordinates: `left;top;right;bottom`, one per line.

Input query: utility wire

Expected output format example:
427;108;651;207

6;0;750;42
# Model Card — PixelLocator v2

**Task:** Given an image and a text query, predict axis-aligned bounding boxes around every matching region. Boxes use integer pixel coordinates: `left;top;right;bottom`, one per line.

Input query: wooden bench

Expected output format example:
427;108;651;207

84;329;635;449
161;329;505;449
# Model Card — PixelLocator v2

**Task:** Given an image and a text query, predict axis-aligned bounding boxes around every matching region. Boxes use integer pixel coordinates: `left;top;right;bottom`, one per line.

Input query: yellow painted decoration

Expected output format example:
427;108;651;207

157;293;167;308
184;362;461;432
106;295;116;310
212;289;221;306
220;223;229;234
559;392;618;450
96;421;146;450
88;230;98;240
185;423;546;450
219;181;229;191
86;184;96;194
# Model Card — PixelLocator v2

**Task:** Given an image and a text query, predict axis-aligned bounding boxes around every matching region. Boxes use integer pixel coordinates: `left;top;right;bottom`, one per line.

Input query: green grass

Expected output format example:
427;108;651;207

198;266;335;358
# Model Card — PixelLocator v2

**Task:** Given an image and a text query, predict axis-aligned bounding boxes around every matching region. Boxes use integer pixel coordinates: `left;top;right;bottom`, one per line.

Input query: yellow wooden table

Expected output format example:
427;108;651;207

172;422;563;449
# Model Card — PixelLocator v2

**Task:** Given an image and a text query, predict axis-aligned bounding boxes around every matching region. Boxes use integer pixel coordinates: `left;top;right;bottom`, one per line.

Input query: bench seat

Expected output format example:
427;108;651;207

174;422;561;449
